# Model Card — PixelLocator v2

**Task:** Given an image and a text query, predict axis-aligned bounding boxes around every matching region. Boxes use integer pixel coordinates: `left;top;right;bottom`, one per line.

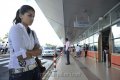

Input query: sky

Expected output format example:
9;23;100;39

0;0;63;46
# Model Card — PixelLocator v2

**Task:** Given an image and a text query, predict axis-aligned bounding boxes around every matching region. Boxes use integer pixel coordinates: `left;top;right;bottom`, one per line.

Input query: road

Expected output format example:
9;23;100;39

0;54;54;80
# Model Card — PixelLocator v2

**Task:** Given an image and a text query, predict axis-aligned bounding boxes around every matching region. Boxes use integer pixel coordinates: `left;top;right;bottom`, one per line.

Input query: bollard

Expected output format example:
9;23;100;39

53;54;57;72
60;51;63;56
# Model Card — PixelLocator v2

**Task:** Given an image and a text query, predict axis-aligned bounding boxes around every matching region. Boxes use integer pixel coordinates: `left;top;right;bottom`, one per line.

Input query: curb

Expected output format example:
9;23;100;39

42;55;61;80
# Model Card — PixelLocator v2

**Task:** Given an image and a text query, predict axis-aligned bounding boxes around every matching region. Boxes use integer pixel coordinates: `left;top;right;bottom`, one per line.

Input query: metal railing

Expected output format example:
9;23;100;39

79;2;120;43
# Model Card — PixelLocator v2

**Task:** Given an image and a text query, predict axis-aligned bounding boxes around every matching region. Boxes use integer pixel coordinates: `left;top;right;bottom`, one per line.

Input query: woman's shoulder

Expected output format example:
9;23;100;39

9;24;24;37
10;24;23;32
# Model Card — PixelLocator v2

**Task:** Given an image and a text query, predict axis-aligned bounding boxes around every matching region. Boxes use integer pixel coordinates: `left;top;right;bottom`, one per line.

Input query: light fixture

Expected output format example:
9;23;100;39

98;17;103;21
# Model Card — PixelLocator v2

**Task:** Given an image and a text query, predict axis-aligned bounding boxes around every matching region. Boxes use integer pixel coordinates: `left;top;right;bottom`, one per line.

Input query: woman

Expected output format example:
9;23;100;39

8;5;42;80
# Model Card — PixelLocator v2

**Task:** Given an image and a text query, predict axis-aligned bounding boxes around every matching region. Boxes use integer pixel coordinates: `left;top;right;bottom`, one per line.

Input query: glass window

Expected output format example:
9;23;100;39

83;40;86;44
83;33;86;39
79;41;82;45
88;27;93;36
99;15;110;29
94;33;99;42
89;36;93;44
85;38;89;44
99;19;104;29
112;23;120;38
80;40;84;46
85;30;89;38
94;43;98;51
93;23;99;33
88;43;98;51
103;15;110;27
111;5;120;23
89;43;94;51
113;39;120;53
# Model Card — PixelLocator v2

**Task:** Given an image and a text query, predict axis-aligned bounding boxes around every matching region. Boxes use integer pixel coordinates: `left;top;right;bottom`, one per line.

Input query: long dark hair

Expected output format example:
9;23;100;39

13;5;35;24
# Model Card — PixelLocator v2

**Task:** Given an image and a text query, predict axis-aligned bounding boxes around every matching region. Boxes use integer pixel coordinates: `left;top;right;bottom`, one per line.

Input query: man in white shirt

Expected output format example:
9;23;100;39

75;44;80;57
65;38;70;65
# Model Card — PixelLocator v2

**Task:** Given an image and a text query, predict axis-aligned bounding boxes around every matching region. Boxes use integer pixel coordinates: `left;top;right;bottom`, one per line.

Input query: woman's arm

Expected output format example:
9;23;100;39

28;44;42;56
17;44;42;60
17;30;42;60
31;31;42;56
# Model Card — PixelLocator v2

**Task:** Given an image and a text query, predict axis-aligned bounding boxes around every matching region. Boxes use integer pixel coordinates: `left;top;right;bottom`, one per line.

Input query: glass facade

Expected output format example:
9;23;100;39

93;23;99;33
111;5;120;23
113;39;120;53
89;36;93;44
83;34;99;51
85;38;89;44
89;43;94;51
112;24;120;39
79;3;120;53
94;33;99;42
94;43;98;51
112;22;120;53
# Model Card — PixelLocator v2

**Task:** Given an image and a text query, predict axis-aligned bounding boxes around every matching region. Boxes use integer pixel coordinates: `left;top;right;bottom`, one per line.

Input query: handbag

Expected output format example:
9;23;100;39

32;31;46;74
35;57;46;73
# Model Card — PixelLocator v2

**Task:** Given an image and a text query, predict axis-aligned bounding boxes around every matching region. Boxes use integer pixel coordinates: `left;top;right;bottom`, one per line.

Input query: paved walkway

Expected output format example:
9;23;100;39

48;54;88;80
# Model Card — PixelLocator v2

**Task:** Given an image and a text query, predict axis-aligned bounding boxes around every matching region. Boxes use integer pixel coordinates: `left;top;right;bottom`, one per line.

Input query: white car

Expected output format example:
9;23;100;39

42;47;56;57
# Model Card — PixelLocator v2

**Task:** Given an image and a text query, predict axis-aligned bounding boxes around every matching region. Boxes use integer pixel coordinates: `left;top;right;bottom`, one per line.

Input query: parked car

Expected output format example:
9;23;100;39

56;47;63;52
42;47;57;57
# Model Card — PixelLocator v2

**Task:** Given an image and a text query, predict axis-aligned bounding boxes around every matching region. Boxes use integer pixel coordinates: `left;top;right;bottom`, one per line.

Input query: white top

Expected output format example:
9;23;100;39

65;41;70;51
75;46;80;52
8;23;41;69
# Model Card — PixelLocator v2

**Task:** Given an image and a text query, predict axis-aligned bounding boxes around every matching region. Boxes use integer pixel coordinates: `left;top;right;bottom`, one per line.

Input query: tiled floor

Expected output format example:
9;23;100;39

48;53;120;80
48;55;88;80
75;56;120;80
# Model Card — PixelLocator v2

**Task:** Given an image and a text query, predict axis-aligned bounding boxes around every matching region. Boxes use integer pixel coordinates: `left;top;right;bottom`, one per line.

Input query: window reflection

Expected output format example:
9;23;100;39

112;22;120;54
112;24;120;38
94;43;98;51
111;5;120;23
94;33;99;42
89;36;93;43
89;43;94;51
113;39;120;53
85;38;89;44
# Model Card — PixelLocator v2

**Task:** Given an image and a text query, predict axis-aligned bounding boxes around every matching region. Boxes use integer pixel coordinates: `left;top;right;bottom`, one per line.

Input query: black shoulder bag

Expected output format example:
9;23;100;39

32;31;46;74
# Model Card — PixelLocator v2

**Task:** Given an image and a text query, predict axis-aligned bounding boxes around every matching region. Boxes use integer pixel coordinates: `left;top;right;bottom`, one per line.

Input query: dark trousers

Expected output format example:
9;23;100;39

103;51;106;62
85;51;88;58
9;67;42;80
66;51;70;64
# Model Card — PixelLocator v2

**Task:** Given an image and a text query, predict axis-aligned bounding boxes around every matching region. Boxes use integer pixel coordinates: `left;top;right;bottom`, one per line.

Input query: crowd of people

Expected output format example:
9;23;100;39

63;42;89;59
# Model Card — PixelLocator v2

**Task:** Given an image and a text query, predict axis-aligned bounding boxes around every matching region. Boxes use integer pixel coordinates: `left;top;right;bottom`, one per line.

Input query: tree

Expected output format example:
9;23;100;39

3;33;8;40
0;37;4;42
0;33;8;43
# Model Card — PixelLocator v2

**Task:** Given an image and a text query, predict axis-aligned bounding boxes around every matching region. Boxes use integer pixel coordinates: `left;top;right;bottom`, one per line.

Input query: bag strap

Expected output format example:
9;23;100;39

32;30;35;40
31;31;40;60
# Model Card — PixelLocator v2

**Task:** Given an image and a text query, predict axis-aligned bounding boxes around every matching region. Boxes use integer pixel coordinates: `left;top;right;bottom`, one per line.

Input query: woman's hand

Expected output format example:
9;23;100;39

28;44;42;56
17;44;42;60
17;51;32;60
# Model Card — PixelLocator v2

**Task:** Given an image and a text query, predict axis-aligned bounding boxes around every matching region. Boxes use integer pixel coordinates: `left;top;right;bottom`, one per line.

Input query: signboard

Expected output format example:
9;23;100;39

74;15;90;27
